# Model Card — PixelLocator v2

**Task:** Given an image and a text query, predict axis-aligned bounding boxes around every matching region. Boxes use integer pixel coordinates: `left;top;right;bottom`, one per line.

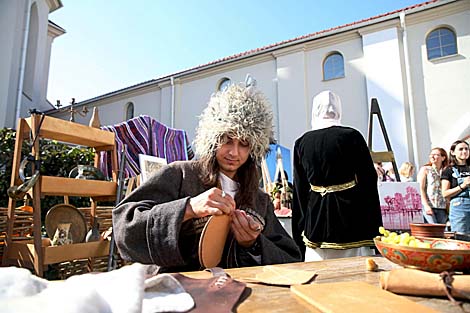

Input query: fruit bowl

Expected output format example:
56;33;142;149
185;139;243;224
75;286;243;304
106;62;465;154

374;236;470;273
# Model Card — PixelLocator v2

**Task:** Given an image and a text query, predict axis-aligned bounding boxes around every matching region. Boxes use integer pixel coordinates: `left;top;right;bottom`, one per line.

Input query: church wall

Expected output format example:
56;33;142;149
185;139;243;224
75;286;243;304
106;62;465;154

0;1;25;128
409;8;470;153
45;1;469;170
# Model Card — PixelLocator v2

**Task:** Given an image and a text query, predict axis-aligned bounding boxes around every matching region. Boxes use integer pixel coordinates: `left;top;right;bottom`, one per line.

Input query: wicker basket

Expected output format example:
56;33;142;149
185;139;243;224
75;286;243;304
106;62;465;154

1;206;126;279
0;207;34;263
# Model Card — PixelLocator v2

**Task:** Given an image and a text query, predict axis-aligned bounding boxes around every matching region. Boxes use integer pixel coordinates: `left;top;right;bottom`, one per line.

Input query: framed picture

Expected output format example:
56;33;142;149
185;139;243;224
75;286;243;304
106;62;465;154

139;154;167;184
378;182;423;230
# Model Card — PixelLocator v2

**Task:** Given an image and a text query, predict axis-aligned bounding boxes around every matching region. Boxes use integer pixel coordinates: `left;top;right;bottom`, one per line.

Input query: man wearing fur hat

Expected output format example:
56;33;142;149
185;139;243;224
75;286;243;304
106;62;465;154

292;90;382;261
113;82;301;272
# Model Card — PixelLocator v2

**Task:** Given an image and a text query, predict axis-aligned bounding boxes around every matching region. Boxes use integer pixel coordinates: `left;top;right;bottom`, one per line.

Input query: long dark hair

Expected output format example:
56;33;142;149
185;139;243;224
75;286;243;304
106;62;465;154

197;153;259;210
448;140;470;167
233;156;259;209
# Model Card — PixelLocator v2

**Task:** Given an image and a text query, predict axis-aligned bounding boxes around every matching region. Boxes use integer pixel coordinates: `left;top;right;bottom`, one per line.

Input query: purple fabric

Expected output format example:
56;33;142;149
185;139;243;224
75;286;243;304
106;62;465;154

99;115;193;178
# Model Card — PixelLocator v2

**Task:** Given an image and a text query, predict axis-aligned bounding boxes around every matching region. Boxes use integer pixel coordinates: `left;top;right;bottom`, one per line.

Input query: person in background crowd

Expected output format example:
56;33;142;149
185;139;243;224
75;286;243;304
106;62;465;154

417;148;448;224
374;162;386;182
272;170;293;217
399;161;415;182
113;81;302;272
292;90;382;261
442;140;470;234
383;163;396;182
375;162;394;182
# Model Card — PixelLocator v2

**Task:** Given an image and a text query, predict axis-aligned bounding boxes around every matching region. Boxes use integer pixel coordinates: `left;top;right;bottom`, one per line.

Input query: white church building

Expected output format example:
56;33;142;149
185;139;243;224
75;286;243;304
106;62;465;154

2;0;469;171
0;0;63;128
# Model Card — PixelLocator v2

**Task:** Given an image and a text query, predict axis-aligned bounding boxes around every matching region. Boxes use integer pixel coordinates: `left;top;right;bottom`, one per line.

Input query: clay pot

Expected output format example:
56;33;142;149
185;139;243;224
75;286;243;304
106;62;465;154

410;223;446;238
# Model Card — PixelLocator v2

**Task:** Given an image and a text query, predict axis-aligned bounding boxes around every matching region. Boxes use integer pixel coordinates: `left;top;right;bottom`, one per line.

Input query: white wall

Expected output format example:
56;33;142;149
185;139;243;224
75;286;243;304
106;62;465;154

0;1;25;128
26;0;59;115
362;27;410;167
54;87;162;127
158;83;172;127
306;34;370;138
276;50;308;147
176;60;277;143
0;0;61;129
415;10;470;150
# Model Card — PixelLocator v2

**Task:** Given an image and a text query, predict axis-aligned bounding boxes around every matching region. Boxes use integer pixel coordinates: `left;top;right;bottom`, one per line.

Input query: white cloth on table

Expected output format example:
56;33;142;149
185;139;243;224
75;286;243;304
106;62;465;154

0;266;49;300
0;263;194;313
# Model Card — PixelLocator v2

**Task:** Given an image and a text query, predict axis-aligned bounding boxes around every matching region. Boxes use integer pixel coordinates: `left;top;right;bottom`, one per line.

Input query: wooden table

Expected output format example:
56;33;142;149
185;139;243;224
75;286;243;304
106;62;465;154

181;256;468;313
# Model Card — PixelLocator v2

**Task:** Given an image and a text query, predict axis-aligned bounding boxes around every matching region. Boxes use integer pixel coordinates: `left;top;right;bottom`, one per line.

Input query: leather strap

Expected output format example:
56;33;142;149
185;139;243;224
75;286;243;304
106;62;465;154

172;272;246;313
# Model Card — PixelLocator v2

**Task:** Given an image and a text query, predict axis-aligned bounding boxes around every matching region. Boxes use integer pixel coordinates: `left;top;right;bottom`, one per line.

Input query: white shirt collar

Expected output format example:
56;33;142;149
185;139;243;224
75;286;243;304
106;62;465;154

219;172;239;198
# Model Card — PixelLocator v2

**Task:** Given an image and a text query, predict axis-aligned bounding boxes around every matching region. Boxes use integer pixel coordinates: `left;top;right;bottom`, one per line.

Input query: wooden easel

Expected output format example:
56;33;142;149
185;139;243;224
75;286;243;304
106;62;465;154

367;98;400;182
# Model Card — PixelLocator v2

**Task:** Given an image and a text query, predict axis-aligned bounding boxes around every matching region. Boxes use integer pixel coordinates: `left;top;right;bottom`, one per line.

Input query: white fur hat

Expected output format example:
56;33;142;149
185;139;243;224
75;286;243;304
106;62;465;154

193;82;274;163
311;90;342;130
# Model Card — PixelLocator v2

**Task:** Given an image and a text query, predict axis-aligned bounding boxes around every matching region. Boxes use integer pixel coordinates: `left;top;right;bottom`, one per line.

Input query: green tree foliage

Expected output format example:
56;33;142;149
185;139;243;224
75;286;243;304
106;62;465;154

0;128;95;215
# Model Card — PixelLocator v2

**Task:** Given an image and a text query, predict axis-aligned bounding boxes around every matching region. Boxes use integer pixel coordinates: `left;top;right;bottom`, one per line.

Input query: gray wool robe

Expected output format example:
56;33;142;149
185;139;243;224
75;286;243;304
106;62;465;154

113;160;302;272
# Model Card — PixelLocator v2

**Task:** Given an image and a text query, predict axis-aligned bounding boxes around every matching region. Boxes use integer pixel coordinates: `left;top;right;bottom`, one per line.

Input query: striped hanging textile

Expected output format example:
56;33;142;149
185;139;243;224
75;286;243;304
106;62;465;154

99;115;194;178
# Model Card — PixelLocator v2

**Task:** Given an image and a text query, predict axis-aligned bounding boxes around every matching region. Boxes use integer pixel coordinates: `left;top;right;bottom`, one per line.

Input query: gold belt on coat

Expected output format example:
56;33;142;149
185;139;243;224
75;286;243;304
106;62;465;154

310;180;356;197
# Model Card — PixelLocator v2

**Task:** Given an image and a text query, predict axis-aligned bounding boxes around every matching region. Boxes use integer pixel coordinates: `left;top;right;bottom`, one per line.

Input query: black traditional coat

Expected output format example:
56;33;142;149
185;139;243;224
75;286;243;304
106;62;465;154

292;126;382;256
113;161;301;272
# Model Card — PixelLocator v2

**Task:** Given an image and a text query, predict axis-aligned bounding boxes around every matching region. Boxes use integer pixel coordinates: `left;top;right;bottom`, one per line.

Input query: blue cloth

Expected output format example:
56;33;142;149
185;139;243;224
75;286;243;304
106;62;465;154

448;167;470;234
449;197;470;234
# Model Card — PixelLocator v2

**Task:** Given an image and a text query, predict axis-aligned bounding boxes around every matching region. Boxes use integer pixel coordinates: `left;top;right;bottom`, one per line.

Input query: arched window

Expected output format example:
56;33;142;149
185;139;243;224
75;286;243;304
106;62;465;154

323;52;344;81
125;102;134;120
426;27;457;60
217;77;231;92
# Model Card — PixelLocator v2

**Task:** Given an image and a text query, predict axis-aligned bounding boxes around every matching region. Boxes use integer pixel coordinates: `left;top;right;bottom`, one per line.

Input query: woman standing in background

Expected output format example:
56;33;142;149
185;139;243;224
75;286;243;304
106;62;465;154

399;162;415;182
417;148;448;224
442;140;470;234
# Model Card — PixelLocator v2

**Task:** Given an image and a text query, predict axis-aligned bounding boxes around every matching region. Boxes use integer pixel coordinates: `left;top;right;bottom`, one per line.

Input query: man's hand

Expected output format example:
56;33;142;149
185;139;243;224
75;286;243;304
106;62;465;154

184;188;235;221
231;209;263;248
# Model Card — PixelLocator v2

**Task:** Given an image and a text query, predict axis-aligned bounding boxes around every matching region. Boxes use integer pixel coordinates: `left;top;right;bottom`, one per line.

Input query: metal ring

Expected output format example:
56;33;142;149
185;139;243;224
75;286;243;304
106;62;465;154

221;190;226;198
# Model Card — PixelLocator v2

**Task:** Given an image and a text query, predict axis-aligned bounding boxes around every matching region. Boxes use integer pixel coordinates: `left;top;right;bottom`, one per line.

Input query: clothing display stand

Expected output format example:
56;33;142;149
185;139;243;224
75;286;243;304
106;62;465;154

273;147;290;209
261;157;272;193
367;98;400;182
2;113;118;277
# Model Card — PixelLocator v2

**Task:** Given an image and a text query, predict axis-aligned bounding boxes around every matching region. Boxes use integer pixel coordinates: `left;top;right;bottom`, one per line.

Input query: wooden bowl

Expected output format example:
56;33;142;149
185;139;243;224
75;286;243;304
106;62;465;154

410;223;446;238
374;236;470;273
45;203;87;243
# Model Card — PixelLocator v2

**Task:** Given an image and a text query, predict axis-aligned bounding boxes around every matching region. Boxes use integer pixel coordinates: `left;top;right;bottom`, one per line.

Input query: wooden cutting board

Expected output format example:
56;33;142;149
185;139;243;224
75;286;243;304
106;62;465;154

291;281;439;313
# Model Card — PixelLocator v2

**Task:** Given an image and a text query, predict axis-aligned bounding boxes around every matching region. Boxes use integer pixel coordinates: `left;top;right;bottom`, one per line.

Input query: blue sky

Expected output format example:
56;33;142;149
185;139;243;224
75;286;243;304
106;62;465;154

47;0;426;104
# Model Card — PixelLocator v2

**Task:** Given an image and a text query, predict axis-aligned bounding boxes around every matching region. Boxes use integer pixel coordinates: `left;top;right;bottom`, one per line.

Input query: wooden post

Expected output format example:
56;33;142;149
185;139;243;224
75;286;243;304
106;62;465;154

31;114;44;276
2;119;29;266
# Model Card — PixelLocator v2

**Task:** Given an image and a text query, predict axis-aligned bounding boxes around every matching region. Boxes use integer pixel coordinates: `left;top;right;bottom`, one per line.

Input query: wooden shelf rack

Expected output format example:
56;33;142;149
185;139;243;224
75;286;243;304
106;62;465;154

2;114;118;276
